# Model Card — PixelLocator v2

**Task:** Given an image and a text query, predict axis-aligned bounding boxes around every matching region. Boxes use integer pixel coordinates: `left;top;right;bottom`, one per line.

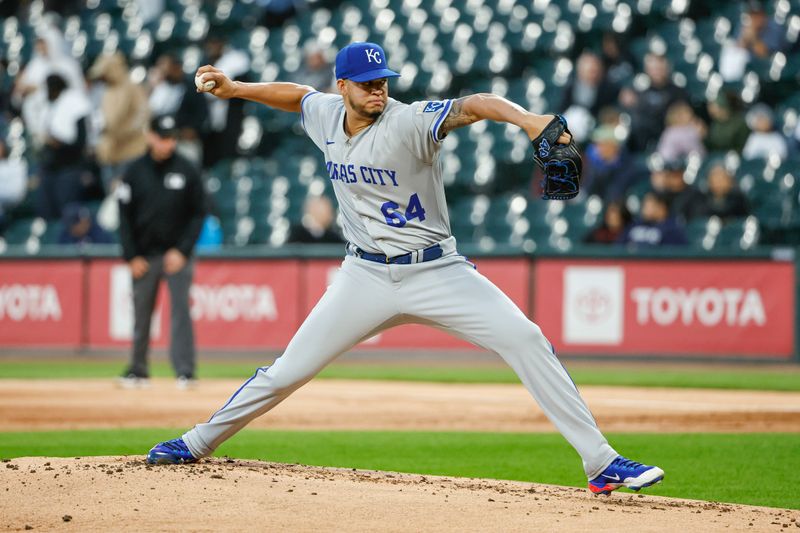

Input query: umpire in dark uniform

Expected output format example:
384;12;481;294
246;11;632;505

117;115;207;389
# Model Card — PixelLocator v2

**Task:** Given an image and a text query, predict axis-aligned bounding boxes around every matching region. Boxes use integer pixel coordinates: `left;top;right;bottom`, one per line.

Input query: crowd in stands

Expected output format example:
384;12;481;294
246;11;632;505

0;0;322;249
554;0;798;249
0;0;798;253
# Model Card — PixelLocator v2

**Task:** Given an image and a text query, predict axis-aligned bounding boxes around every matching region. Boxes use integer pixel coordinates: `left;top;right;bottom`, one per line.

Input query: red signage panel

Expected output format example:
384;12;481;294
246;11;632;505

534;259;795;358
87;259;301;350
87;259;164;349
191;260;301;349
0;260;84;347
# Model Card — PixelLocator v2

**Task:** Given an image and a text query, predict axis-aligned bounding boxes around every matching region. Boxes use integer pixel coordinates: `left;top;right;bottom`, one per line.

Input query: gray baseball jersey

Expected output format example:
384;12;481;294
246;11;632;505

181;90;619;480
301;92;453;256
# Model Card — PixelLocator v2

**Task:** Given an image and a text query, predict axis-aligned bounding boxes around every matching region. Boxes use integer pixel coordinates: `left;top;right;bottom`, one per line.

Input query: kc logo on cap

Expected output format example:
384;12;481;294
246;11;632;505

335;42;400;82
365;48;382;64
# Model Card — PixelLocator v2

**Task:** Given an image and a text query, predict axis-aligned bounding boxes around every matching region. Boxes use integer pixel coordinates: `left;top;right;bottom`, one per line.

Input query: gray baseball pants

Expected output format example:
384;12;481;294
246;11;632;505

183;243;617;478
128;255;196;378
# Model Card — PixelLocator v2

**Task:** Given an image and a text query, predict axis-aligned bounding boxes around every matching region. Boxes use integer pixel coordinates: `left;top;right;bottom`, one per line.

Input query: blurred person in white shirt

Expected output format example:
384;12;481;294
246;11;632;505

742;103;788;160
37;74;92;220
201;34;251;167
12;23;84;147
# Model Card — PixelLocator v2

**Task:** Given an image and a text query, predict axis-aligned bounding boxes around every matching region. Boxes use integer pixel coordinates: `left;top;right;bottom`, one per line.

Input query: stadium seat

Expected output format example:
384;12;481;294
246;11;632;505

686;217;712;248
2;218;33;245
558;202;599;241
39;221;62;245
752;191;792;225
715;217;760;250
684;215;758;250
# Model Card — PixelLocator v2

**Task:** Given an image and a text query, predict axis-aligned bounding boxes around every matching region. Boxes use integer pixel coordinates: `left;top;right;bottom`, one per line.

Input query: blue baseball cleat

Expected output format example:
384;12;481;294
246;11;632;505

146;438;197;465
588;456;664;495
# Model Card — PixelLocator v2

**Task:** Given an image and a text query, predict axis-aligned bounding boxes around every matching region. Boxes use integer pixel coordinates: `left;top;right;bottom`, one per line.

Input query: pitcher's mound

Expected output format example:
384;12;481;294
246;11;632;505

0;457;796;532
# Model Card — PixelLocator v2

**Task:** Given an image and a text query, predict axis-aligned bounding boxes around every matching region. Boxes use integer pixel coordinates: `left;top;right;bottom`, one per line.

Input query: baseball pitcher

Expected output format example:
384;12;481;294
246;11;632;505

147;42;663;496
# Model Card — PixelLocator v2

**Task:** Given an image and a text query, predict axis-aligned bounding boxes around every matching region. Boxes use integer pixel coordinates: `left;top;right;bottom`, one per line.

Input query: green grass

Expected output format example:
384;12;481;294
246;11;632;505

1;429;797;510
0;360;798;391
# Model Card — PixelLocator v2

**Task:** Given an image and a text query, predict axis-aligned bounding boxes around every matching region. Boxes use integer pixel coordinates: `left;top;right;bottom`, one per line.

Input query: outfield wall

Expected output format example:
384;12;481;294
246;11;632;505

0;246;796;360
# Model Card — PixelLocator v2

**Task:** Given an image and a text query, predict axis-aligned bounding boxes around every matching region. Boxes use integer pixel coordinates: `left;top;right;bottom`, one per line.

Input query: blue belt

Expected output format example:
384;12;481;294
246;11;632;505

348;243;444;264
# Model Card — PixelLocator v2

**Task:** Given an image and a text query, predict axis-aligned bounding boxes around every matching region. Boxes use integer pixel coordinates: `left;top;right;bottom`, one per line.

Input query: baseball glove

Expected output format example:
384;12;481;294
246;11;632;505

531;115;582;200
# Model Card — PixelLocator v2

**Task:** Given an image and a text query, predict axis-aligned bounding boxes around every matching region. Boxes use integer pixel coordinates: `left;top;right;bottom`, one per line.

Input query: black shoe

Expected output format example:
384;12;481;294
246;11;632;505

117;370;150;389
176;375;197;390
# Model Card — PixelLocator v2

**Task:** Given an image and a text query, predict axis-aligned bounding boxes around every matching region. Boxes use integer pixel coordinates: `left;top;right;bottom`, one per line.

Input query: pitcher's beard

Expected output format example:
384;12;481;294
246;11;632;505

348;96;385;120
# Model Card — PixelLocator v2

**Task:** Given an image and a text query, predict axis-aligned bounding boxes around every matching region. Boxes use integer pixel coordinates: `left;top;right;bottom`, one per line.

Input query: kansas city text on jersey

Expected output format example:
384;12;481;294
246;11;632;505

325;161;399;187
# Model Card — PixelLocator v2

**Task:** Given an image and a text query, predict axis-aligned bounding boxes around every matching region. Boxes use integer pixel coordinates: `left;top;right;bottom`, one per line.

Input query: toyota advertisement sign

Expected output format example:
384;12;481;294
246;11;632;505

0;260;84;347
534;260;795;358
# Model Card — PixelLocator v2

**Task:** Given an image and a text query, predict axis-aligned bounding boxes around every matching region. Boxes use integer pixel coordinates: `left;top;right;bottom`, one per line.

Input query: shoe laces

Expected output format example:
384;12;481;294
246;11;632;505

613;457;644;470
162;439;187;452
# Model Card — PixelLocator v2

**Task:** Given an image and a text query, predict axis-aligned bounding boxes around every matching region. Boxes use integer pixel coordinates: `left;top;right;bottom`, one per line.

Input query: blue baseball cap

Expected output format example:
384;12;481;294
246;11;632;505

335;42;400;82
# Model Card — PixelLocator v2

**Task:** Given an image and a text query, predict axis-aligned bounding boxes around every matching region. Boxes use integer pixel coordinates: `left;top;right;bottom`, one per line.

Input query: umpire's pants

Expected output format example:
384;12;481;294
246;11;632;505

128;255;196;377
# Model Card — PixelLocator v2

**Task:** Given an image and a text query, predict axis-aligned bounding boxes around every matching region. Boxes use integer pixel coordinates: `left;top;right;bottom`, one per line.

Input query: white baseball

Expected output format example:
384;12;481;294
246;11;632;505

194;75;216;91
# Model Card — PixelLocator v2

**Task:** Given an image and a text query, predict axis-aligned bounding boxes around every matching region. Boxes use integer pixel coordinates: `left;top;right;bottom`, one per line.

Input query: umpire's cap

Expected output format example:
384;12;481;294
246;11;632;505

150;115;179;138
335;42;400;82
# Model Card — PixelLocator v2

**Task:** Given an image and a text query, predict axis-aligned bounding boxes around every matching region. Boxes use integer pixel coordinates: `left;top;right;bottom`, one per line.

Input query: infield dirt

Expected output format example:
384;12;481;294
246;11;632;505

1;378;799;432
2;379;799;531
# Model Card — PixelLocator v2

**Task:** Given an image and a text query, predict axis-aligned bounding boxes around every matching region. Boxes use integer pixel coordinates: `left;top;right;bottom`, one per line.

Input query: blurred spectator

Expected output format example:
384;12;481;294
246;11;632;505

258;0;306;28
559;51;619;118
0;139;28;229
196;215;223;251
134;0;165;25
651;158;705;223
618;191;688;247
290;42;335;93
148;53;208;166
57;203;113;245
88;53;149;193
737;0;787;58
720;1;788;81
621;53;690;152
656;101;706;161
288;195;343;244
584;201;632;244
698;163;750;220
742;103;788;160
12;25;84;147
559;51;619;142
582;125;648;202
37;74;92;220
704;91;750;153
596;105;624;128
600;32;635;87
202;35;251;167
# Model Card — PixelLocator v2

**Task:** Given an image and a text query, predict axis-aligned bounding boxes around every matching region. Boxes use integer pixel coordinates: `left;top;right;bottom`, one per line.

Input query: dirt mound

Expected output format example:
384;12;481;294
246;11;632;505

1;457;797;532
